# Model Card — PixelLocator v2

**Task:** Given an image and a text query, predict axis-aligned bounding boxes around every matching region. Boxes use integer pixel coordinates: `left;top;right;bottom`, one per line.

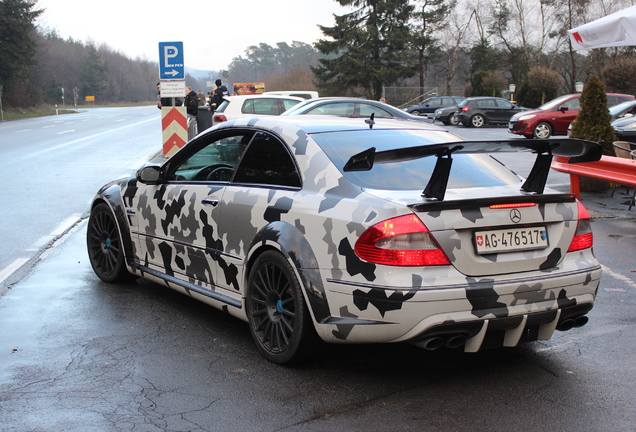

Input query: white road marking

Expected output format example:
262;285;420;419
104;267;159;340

601;264;636;290
0;258;29;284
18;116;156;161
50;215;82;236
56;130;75;135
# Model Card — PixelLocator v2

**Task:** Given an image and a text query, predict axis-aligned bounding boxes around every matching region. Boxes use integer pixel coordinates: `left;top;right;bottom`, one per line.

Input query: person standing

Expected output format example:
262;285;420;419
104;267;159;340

197;90;206;106
211;79;229;109
185;86;199;140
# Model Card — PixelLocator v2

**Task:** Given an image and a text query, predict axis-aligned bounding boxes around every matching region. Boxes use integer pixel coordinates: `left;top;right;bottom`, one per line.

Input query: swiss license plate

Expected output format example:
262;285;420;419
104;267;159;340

474;226;548;254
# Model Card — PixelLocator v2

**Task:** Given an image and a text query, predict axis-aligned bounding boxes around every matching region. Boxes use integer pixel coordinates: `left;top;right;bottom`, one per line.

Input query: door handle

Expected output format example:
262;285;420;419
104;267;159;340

201;199;219;207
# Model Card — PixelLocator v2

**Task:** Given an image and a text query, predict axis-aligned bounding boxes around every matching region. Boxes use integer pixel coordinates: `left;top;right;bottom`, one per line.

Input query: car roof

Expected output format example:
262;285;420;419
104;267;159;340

215;115;448;134
223;94;305;101
463;96;509;101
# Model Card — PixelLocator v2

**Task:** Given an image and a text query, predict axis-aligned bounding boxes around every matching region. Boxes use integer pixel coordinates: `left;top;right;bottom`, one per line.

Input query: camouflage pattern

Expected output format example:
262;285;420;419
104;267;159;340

91;116;601;352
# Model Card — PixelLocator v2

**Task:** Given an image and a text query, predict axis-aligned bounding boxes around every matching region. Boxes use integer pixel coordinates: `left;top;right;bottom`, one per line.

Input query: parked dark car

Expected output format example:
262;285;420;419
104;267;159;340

612;116;636;143
404;96;465;116
432;103;465;125
509;93;635;139
456;97;526;128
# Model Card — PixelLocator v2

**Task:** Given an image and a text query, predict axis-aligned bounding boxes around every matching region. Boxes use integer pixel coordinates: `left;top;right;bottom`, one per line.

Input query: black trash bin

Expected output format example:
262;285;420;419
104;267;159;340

197;106;213;132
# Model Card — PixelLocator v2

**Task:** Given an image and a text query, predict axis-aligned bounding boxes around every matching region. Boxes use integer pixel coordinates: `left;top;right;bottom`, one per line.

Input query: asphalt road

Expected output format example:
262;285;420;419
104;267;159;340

0;106;161;290
0;113;635;432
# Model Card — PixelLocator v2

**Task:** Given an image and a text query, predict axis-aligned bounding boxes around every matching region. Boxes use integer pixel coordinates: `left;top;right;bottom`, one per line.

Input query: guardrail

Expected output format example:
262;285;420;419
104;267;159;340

551;155;636;210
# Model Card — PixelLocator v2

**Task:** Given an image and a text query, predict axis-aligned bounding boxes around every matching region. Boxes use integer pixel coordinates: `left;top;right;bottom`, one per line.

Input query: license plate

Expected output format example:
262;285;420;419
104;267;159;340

474;226;548;254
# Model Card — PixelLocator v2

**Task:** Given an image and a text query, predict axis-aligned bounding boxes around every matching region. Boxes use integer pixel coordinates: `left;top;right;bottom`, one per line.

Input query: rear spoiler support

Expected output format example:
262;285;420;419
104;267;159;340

344;138;603;202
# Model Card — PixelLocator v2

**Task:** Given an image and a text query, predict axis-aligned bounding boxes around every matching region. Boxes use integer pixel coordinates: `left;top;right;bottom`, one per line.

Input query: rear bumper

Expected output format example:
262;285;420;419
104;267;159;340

315;259;601;351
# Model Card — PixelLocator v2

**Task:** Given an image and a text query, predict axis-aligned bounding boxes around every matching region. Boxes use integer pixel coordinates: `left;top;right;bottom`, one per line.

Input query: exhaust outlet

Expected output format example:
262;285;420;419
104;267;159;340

574;316;589;328
445;335;467;349
557;319;576;331
420;337;445;351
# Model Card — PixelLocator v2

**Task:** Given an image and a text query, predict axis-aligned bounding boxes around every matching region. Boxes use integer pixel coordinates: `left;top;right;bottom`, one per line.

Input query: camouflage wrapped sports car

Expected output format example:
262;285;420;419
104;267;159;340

87;116;602;364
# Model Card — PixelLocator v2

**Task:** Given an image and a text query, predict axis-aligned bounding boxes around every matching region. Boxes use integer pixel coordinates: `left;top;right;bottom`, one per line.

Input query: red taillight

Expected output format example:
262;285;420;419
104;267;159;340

568;202;593;252
354;215;451;266
461;106;470;112
213;114;227;123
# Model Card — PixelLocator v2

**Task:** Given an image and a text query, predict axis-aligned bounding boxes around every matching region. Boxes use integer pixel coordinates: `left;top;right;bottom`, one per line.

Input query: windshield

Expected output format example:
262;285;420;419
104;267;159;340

311;129;521;190
609;100;635;115
282;100;319;115
536;95;574;111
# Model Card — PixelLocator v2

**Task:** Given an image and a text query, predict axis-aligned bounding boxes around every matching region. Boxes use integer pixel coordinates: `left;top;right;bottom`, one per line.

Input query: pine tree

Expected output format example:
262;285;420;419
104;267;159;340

312;0;416;100
569;76;617;156
0;0;43;104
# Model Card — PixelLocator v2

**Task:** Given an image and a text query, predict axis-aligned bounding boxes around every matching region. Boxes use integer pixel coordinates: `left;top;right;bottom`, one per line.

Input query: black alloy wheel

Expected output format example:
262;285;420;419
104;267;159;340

246;250;316;364
87;203;131;283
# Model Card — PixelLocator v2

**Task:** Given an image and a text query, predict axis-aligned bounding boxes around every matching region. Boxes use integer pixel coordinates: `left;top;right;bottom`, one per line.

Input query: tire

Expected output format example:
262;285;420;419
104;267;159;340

449;114;459;126
470;114;485;128
533;122;552;139
411;110;421;116
86;202;132;283
246;250;317;364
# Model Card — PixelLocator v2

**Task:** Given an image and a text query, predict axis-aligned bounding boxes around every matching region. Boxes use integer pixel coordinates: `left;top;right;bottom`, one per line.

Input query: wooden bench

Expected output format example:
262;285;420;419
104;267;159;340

551;155;636;210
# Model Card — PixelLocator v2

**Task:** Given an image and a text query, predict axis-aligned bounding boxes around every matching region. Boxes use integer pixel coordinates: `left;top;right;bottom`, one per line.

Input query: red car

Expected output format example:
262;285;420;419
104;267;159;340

508;93;635;139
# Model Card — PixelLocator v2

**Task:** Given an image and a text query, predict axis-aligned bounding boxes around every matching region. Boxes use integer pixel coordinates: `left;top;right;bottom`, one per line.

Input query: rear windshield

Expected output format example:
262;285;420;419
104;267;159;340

311;129;521;190
215;100;230;113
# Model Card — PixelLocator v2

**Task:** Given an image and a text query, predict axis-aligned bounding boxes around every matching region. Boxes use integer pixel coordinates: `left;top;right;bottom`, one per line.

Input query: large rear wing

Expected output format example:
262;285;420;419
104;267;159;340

343;139;603;201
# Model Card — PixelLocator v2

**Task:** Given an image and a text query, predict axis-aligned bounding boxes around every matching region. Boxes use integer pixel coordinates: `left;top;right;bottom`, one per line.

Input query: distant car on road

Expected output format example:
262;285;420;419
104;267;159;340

456;97;526;128
404;96;465;117
508;93;635;139
213;95;304;126
282;97;429;122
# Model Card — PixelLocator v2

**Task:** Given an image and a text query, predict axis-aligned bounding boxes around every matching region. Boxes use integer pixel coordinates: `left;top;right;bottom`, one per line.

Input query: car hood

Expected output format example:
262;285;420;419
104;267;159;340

509;108;545;120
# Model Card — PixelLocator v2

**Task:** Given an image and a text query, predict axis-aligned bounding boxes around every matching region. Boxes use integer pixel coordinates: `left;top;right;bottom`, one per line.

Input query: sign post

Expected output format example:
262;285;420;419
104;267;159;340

158;41;187;157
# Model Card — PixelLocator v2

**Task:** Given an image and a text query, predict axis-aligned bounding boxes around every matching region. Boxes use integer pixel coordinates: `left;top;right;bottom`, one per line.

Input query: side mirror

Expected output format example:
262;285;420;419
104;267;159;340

137;165;162;184
559;106;569;112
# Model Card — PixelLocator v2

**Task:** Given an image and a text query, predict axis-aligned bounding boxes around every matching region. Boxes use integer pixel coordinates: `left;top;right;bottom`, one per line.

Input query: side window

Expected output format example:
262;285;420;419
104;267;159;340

477;99;496;108
166;131;253;182
242;98;280;115
358;103;393;118
428;98;442;106
496;99;513;109
233;132;301;187
562;97;580;110
607;96;618;106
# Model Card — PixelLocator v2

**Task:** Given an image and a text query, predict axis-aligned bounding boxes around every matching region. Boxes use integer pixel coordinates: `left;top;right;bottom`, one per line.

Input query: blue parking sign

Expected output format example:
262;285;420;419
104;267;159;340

159;42;185;79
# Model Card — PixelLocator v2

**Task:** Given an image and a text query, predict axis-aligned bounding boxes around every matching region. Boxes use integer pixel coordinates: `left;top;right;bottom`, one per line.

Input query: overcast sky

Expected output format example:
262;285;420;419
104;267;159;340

34;0;348;71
